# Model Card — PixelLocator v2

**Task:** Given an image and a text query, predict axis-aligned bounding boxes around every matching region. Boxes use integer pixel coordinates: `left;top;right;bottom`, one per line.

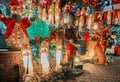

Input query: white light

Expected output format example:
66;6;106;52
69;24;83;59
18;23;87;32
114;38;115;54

17;32;20;34
12;38;15;41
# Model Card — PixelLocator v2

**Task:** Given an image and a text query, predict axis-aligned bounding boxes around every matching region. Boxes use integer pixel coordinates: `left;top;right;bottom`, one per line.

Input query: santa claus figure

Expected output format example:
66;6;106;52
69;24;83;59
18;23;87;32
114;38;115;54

65;24;77;68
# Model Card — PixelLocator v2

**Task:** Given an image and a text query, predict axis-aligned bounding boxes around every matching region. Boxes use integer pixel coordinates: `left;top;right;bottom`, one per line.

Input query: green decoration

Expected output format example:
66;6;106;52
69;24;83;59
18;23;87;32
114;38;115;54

112;25;120;44
27;20;50;40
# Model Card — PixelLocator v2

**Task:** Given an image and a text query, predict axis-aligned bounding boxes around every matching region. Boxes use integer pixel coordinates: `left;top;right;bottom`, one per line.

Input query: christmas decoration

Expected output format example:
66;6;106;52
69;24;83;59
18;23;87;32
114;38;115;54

21;42;34;77
55;39;62;71
55;2;61;28
9;0;23;15
113;0;120;9
39;41;50;75
48;4;54;25
1;15;31;50
27;20;50;40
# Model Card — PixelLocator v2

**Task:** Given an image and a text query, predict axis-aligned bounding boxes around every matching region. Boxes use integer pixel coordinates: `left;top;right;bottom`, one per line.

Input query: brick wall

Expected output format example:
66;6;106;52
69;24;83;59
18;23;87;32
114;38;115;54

0;51;21;82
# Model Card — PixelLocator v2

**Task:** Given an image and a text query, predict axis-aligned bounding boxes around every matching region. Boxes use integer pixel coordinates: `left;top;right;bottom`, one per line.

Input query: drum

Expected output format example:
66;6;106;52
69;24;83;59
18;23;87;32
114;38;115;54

77;40;86;55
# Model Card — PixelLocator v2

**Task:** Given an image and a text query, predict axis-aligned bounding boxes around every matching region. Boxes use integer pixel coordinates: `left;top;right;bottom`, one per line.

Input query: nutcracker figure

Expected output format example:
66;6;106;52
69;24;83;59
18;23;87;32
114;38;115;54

65;24;77;68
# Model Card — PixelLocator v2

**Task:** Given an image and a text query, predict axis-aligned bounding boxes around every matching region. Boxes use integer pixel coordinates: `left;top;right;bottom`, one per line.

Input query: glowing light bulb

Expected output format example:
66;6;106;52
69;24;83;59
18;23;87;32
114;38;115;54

12;33;15;36
12;38;15;41
17;41;20;44
13;42;16;44
17;32;20;34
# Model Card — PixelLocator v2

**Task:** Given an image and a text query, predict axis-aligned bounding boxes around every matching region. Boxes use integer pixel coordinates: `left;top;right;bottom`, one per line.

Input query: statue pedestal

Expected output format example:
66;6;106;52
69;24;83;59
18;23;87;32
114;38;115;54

0;51;21;82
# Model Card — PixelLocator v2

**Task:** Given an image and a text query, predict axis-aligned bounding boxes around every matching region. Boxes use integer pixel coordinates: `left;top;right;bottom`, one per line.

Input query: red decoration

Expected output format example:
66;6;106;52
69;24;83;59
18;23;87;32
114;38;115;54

84;32;90;48
104;12;108;21
90;0;96;6
10;0;19;5
114;10;119;19
83;0;89;6
35;37;40;46
1;16;31;39
66;42;74;60
100;41;106;53
113;0;120;5
114;45;120;56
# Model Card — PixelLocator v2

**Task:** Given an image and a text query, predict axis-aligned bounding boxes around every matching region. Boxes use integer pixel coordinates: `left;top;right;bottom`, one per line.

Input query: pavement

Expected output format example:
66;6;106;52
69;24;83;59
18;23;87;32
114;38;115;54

66;63;120;82
21;55;120;82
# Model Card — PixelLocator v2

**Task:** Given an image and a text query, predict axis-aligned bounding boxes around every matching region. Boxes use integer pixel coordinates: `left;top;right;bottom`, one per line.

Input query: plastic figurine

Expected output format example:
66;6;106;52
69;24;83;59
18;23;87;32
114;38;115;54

92;40;105;64
87;14;94;29
81;7;86;16
55;39;62;71
55;2;61;28
42;8;47;22
48;4;54;25
22;42;33;77
39;41;50;75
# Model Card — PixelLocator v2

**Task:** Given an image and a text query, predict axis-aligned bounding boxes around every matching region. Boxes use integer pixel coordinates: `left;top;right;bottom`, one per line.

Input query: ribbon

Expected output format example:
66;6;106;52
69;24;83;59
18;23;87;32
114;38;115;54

1;16;31;39
5;19;15;38
20;18;31;37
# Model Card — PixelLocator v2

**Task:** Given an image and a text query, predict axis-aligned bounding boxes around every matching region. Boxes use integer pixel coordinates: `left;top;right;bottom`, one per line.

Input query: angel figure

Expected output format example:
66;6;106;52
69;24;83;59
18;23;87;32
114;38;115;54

87;14;94;29
55;39;62;71
79;15;84;31
39;41;50;75
55;2;61;28
107;11;112;25
42;8;47;22
21;42;34;77
48;4;55;25
38;7;43;20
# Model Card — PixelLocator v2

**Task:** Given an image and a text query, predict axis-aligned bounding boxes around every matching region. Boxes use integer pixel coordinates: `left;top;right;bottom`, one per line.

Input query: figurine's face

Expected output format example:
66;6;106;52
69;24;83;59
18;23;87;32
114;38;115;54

94;41;98;46
23;44;29;50
111;35;116;39
68;2;71;5
67;24;71;28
